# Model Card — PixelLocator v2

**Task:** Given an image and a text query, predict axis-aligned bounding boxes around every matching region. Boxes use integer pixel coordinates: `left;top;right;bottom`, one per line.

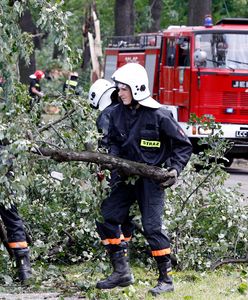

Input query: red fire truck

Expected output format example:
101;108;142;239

104;18;248;166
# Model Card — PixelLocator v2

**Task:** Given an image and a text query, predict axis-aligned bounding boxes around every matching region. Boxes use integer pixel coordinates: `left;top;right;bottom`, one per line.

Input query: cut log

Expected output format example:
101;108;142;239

34;147;169;182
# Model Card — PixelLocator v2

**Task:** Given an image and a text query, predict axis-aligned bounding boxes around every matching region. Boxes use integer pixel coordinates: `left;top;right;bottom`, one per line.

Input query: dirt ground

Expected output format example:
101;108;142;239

0;293;83;300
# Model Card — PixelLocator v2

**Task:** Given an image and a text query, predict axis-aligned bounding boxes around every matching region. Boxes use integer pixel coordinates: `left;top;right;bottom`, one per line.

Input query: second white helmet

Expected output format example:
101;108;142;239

88;79;115;111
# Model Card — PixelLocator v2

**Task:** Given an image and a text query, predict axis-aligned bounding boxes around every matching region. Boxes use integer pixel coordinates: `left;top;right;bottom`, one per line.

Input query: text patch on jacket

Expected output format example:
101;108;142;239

140;139;161;148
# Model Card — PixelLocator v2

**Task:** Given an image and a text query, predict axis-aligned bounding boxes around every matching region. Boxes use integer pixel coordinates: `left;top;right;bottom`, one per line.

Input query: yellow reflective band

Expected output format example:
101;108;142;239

66;80;78;87
140;139;161;148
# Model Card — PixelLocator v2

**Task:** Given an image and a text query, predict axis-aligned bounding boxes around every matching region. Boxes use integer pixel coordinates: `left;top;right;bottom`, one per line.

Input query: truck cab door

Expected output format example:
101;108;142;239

159;38;176;105
174;37;191;111
159;36;191;121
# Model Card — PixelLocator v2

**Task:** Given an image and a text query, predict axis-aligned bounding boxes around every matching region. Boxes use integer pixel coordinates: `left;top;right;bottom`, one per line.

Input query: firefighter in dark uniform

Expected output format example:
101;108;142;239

88;78;119;149
88;79;135;240
29;70;45;111
63;72;80;96
95;63;192;296
0;141;32;283
63;72;81;110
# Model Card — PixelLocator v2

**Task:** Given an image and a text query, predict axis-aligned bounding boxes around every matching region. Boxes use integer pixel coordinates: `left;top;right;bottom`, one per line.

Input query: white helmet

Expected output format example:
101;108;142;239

70;71;79;77
194;49;207;65
88;79;115;111
111;63;161;108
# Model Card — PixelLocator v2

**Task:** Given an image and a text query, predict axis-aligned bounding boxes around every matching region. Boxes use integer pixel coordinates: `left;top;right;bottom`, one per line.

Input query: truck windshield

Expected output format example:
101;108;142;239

195;32;248;69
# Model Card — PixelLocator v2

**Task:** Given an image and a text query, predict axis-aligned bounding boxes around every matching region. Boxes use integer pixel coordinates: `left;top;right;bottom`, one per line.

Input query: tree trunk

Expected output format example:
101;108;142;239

18;9;39;84
53;44;62;60
82;2;102;82
188;0;212;26
148;0;162;32
81;5;94;72
34;147;170;182
114;0;134;36
88;9;103;81
18;55;36;85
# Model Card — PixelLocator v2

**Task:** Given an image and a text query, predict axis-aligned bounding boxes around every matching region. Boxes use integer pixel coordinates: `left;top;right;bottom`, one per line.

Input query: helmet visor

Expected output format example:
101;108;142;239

139;96;162;109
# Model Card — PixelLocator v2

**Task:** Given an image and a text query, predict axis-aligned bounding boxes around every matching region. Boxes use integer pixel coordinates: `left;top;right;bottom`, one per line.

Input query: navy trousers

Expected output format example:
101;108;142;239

97;177;170;254
0;204;27;246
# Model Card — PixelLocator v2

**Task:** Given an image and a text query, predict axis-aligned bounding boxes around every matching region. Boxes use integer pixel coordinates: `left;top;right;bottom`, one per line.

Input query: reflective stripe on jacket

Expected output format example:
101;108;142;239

64;80;78;95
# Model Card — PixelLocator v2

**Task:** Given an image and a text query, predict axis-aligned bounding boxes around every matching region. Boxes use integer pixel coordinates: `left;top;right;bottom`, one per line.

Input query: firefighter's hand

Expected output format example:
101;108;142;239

160;169;178;188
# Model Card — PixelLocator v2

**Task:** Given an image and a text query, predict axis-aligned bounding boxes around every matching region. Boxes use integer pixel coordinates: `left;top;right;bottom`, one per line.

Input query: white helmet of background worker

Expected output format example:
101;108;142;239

88;79;116;111
70;71;79;78
111;63;162;109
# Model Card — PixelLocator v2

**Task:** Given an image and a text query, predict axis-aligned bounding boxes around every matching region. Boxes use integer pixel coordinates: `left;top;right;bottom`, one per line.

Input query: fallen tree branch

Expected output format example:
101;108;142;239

34;147;169;182
180;165;218;212
211;255;248;270
38;108;76;133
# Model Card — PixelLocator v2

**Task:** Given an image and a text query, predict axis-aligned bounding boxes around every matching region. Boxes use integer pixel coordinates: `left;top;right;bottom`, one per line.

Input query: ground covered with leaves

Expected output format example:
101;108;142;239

0;261;248;299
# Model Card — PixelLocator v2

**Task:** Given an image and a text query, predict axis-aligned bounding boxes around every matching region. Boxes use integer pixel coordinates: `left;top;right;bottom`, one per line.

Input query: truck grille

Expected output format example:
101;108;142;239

223;91;248;115
223;92;237;106
240;92;248;106
240;109;248;115
200;91;248;121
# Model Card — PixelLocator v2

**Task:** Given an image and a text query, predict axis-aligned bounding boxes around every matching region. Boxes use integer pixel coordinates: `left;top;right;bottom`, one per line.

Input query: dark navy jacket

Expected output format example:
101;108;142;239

108;103;192;175
96;103;119;149
29;78;41;98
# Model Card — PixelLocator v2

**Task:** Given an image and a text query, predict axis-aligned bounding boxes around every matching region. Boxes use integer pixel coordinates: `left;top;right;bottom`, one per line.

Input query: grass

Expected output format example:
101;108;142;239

66;263;248;299
0;261;247;299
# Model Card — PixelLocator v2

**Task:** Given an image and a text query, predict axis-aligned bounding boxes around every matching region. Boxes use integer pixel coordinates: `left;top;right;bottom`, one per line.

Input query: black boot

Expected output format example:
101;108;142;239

14;248;32;283
96;249;134;289
149;260;174;296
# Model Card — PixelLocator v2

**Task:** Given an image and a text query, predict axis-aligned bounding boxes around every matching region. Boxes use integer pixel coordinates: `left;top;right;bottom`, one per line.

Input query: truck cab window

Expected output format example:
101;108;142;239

178;38;190;66
166;39;176;66
194;33;248;70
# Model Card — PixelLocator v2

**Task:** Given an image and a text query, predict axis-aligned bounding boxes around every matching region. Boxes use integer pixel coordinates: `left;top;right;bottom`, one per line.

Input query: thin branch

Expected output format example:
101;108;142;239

38;109;76;133
31;33;45;38
50;124;70;148
35;141;61;149
211;254;248;270
181;165;218;212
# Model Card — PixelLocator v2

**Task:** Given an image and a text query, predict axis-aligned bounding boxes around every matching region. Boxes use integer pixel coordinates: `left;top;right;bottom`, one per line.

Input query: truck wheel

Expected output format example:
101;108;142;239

223;156;233;168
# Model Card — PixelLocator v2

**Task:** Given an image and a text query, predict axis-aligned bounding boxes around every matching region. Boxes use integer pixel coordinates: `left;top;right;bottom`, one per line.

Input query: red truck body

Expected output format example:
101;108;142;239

104;19;248;164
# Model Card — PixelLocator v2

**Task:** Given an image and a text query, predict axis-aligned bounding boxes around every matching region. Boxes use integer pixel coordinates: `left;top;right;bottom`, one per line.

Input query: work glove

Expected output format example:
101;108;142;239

160;168;178;189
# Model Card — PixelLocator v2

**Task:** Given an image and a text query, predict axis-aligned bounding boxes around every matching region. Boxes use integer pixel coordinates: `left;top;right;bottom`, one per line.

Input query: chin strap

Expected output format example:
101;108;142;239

128;99;140;109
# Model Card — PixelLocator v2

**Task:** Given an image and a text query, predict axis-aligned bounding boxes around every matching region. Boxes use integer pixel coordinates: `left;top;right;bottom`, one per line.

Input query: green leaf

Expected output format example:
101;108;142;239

238;282;248;294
